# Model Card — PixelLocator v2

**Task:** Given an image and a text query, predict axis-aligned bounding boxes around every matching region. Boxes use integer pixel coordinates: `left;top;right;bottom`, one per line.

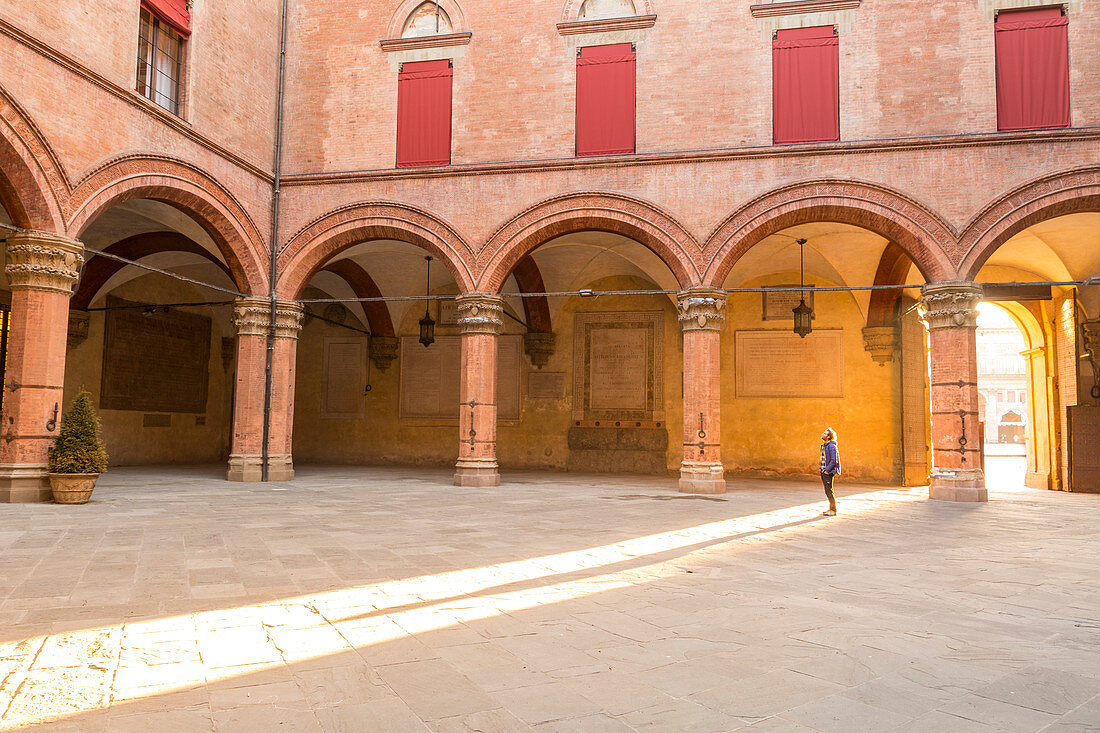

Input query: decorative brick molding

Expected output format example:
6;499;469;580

379;32;472;52
556;14;657;35
677;288;727;332
369;337;400;372
278;201;476;297
523;332;557;368
957;167;1100;280
750;0;860;17
477;192;700;292
232;297;305;339
455;293;505;336
0;85;67;231
3;231;83;294
861;325;899;365
702;180;957;288
919;282;982;330
66;154;269;294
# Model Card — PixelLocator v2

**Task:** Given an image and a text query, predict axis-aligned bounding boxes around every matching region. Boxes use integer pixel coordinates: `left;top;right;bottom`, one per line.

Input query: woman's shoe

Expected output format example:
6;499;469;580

822;509;836;516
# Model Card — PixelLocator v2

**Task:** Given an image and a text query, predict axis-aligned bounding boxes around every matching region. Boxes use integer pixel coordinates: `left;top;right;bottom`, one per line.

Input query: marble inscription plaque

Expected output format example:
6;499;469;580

438;299;459;325
573;311;664;421
101;296;211;413
399;335;521;421
762;288;815;321
528;372;567;399
322;338;366;418
735;330;843;397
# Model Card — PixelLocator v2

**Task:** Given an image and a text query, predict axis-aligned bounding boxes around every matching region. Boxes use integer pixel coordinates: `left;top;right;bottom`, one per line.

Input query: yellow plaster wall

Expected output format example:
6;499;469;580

719;279;904;484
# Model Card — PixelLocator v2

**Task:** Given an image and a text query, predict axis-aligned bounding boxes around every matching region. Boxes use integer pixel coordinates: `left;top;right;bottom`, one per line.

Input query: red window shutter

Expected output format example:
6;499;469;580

396;59;453;168
141;0;190;37
576;43;636;157
995;7;1069;131
772;26;840;144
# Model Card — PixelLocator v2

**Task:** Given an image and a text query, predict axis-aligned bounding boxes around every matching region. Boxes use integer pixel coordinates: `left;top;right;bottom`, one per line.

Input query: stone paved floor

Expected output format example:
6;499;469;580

1;466;1099;732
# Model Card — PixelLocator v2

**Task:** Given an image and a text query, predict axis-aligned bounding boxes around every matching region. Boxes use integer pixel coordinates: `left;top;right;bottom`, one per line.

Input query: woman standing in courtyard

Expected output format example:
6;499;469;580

820;428;840;516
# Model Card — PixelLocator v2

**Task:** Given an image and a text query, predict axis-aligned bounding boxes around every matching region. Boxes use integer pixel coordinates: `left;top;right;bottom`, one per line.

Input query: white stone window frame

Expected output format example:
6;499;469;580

380;0;472;72
749;0;860;40
980;0;1074;20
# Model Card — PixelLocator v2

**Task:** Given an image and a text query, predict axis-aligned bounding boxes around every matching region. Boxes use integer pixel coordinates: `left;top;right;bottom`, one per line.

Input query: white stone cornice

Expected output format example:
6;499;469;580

232;297;304;339
677;288;727;333
4;231;84;295
455;294;505;336
919;282;983;331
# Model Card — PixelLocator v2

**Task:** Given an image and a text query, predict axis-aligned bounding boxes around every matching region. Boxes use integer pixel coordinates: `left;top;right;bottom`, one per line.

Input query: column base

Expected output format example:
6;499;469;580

929;469;987;502
0;464;50;502
679;462;726;494
227;454;295;483
454;458;500;487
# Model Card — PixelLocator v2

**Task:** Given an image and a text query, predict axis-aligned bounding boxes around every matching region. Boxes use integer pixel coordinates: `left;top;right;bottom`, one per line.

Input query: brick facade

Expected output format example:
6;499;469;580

1;1;1097;500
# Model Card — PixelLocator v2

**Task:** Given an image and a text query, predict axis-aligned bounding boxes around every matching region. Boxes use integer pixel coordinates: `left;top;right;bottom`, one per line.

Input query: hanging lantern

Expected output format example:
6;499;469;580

419;255;436;347
793;297;813;338
792;237;814;338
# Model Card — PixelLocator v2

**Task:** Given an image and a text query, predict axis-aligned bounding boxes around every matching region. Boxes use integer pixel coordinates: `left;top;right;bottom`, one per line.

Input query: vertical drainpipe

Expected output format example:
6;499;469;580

262;0;290;481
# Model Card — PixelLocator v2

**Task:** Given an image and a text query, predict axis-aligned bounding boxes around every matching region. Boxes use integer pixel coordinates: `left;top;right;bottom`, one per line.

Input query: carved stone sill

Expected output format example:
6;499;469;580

379;32;472;52
749;0;860;18
556;14;657;36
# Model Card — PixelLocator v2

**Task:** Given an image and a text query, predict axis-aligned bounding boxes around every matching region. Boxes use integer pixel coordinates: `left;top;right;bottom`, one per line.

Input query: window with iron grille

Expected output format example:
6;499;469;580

136;8;184;115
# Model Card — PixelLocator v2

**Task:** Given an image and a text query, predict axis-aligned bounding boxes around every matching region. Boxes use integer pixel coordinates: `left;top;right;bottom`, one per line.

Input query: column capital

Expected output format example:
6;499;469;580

919;281;982;330
454;293;505;336
677;287;727;332
861;325;900;365
4;231;84;294
232;297;304;339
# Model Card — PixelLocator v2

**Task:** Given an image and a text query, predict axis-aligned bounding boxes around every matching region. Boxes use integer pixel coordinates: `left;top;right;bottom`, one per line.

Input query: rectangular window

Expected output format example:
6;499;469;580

772;26;840;144
995;6;1069;131
136;2;188;115
396;59;453;168
576;43;636;157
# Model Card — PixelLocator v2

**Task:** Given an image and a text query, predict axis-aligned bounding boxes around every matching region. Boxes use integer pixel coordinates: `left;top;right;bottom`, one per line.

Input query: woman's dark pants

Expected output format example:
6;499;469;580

820;471;836;512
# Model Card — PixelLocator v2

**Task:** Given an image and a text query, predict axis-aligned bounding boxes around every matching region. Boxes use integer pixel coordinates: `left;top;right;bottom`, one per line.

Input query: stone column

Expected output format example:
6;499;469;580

228;297;304;482
677;288;727;494
454;293;504;487
0;232;84;502
919;282;986;501
862;326;900;365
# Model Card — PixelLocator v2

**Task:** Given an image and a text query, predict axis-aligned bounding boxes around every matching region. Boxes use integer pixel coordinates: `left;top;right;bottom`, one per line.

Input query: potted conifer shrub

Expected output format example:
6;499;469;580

47;390;108;504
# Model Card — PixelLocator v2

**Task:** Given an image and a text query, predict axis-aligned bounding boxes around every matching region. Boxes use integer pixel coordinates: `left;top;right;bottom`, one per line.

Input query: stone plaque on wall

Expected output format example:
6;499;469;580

573;311;664;421
399;335;521;421
101;297;211;413
322;337;366;418
438;299;459;325
735;329;843;398
528;372;567;400
762;287;815;321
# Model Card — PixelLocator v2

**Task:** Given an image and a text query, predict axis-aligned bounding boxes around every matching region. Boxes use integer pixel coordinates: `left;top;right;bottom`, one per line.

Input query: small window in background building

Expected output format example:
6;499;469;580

396;59;453;167
576;44;636;157
772;26;840;144
994;6;1069;131
402;2;454;37
136;1;190;115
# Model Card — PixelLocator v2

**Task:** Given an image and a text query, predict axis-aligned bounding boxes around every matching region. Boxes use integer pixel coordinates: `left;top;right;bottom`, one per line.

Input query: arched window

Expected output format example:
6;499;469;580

402;2;454;37
578;0;637;20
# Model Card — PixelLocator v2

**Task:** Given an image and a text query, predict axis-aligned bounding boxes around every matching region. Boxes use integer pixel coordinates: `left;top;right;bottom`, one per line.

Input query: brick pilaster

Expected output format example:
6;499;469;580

454;294;504;487
920;281;986;502
0;231;84;502
227;297;304;482
677;288;727;494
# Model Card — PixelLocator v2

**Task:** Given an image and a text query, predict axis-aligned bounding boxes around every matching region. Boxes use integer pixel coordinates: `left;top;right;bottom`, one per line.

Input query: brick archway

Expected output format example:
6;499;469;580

67;154;269;295
701;180;957;288
476;192;699;293
957;167;1100;280
277;201;476;298
0;85;67;232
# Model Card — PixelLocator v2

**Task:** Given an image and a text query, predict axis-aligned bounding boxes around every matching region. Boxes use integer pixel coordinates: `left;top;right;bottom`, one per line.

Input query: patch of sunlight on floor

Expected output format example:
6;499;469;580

0;487;921;729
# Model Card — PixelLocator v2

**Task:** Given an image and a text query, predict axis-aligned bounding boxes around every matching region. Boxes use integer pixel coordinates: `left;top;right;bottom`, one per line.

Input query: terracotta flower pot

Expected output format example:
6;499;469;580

48;473;99;504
